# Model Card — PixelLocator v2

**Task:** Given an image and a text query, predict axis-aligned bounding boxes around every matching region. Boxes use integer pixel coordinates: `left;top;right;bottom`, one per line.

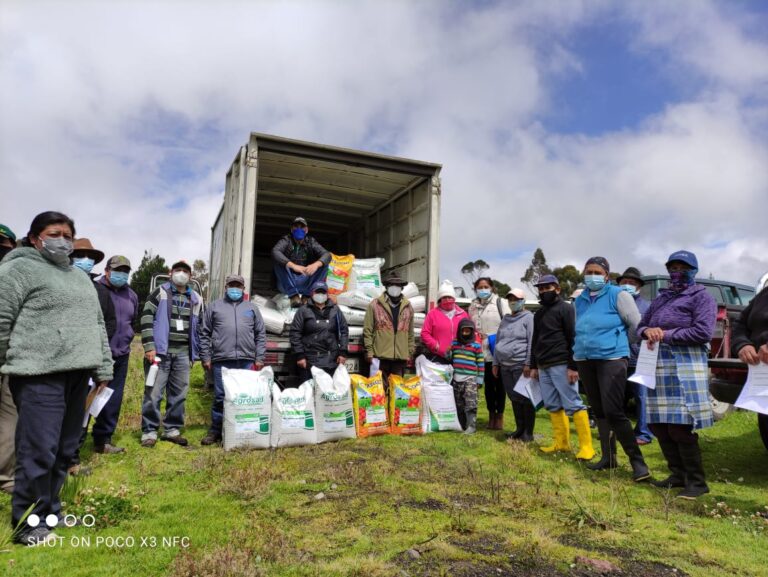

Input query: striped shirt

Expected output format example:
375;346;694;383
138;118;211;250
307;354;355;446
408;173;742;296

449;340;485;385
141;286;192;354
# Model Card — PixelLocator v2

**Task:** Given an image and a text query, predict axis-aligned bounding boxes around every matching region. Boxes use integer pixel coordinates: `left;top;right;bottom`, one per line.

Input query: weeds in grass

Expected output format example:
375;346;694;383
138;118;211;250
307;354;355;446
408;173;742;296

171;543;265;577
702;501;768;536
0;503;35;552
65;484;138;527
563;472;631;531
447;502;476;534
60;471;88;508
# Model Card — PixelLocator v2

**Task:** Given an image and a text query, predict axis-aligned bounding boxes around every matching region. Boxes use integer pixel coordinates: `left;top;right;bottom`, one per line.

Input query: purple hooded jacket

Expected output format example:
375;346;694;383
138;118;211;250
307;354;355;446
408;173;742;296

637;284;716;346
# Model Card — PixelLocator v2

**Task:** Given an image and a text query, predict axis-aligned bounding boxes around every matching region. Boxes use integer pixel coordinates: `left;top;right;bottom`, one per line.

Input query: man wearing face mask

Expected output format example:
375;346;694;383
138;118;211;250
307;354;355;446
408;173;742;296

0;211;113;546
272;217;331;307
289;282;348;384
617;267;653;446
199;274;267;446
363;272;415;388
140;260;203;448
0;224;16;262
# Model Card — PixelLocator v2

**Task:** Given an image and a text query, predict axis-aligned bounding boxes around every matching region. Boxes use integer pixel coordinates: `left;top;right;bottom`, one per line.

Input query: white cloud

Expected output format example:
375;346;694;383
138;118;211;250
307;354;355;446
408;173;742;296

1;0;766;293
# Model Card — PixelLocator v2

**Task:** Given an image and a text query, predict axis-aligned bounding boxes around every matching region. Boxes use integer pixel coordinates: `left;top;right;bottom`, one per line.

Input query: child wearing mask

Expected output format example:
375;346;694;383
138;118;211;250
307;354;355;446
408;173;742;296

448;318;485;434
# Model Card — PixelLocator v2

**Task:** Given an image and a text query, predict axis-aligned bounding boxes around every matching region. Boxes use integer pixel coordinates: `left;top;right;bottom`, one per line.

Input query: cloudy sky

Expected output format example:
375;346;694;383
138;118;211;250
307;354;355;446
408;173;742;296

1;0;767;295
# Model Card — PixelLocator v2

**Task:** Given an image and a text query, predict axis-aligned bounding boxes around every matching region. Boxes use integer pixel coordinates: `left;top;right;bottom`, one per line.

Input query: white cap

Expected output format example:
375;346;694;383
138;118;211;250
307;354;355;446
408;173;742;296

506;287;525;300
437;280;455;301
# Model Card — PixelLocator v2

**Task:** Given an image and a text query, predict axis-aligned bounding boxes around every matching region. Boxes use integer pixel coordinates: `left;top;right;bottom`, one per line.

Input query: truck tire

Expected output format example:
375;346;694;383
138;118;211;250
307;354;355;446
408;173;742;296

758;413;768;453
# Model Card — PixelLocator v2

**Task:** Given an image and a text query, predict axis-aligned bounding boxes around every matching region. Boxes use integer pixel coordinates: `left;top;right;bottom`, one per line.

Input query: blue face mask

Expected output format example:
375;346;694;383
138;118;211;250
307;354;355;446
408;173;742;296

584;275;607;291
109;271;129;287
619;284;637;296
73;257;95;274
476;288;491;300
292;228;306;241
510;300;524;312
227;287;244;301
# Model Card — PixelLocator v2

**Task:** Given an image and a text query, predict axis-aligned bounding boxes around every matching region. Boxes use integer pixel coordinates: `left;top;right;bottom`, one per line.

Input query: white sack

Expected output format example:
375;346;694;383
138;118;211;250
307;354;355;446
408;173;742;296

270;381;318;448
222;367;273;450
313;365;356;443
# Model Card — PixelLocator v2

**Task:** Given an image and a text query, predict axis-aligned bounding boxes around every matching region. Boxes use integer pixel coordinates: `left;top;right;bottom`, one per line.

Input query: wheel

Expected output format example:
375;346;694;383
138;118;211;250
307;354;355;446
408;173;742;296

758;413;768;453
709;392;733;422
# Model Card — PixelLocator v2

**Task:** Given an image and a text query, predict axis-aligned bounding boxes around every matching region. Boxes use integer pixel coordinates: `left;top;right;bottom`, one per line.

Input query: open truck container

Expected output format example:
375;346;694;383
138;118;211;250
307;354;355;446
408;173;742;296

210;133;442;385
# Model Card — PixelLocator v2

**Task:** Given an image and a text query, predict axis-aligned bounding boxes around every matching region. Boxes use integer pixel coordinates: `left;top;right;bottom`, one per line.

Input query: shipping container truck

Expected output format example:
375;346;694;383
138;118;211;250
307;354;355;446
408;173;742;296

209;133;442;386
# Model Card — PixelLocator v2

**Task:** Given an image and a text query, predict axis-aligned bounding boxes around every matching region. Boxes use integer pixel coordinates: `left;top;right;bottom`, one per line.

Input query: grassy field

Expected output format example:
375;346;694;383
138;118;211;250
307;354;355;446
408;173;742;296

1;340;767;576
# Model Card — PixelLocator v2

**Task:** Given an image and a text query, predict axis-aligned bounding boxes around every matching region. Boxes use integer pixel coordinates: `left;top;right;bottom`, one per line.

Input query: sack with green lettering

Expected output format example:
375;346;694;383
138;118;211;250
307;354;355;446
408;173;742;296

312;365;356;443
222;366;273;451
270;380;318;448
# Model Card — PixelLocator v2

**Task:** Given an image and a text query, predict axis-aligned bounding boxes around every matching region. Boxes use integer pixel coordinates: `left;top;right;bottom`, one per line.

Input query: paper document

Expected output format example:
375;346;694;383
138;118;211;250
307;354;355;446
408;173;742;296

628;341;659;389
83;386;115;426
514;375;543;409
734;363;768;416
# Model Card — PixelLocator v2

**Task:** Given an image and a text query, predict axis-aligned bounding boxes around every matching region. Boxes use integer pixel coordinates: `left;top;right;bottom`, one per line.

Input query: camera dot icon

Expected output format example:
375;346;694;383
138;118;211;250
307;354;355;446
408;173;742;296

26;514;40;527
46;514;59;528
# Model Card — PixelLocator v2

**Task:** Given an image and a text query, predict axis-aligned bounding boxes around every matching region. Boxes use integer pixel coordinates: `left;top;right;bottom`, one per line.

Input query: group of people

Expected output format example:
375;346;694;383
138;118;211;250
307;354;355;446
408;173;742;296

1;210;767;546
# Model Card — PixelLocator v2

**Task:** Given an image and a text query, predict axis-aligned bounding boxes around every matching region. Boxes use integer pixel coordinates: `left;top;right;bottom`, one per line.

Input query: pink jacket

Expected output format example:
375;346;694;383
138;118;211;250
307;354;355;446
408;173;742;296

421;306;469;357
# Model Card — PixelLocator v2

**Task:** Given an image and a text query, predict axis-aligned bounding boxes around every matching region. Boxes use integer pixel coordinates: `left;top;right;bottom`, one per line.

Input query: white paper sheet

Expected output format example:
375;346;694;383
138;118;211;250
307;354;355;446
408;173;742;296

514;375;543;409
734;363;768;415
628;341;659;389
83;386;114;426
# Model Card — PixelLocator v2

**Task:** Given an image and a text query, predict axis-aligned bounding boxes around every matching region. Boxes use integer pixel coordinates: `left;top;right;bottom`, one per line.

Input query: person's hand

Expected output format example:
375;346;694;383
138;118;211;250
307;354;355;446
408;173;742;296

366;354;373;363
523;365;531;378
203;361;212;371
492;365;499;378
643;327;665;346
305;262;321;276
297;359;307;369
145;350;156;364
529;369;538;380
96;381;108;394
253;361;264;371
567;369;579;384
738;345;760;365
288;262;307;275
337;356;347;365
758;344;768;365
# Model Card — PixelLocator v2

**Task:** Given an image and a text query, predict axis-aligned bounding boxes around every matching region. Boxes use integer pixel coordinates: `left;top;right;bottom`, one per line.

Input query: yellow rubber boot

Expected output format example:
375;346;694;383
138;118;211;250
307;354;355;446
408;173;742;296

573;409;596;461
540;410;571;453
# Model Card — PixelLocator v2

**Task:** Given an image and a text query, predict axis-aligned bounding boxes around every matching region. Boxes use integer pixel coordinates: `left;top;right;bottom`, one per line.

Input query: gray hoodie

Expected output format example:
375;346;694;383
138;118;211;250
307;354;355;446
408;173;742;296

492;310;533;367
198;297;267;364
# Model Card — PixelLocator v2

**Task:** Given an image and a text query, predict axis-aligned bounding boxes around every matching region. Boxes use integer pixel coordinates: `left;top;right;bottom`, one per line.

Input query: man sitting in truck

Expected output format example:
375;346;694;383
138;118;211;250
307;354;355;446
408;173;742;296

271;217;331;307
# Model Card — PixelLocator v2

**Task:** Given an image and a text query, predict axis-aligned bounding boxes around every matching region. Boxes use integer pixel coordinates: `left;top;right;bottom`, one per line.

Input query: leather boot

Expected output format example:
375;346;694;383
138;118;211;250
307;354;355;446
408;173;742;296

486;412;496;430
586;419;617;471
613;421;651;482
573;410;596;461
464;409;477;435
540;410;571;453
495;412;504;431
676;441;709;499
506;402;524;439
650;438;686;488
519;403;536;442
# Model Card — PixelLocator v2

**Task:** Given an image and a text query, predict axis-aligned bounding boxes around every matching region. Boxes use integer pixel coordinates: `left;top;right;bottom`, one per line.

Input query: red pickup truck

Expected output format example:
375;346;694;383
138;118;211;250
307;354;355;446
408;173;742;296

639;275;768;452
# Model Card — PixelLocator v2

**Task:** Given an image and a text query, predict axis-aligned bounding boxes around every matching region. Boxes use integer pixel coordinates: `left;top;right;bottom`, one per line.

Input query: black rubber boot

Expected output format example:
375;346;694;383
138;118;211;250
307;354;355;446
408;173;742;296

676;441;709;499
505;402;525;439
586;419;617;471
613;422;650;482
519;403;536;442
650;438;686;488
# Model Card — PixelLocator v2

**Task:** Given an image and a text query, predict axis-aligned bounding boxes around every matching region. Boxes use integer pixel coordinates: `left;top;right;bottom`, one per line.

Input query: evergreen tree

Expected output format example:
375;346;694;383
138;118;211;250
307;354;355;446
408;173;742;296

520;248;551;290
130;251;168;330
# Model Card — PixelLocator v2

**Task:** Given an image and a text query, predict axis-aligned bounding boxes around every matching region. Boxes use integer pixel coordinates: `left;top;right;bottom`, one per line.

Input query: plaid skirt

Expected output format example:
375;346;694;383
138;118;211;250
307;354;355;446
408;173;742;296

647;343;714;430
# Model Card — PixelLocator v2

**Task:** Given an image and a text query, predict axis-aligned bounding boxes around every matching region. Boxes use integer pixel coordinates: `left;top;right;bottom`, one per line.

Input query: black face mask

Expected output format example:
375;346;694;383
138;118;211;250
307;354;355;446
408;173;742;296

0;245;12;261
459;330;474;344
539;291;558;306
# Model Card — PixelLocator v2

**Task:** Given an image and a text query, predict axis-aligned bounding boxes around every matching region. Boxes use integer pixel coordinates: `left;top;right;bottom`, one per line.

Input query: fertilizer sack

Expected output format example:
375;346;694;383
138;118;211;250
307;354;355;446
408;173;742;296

313;365;356;443
388;375;423;435
326;253;355;297
222;366;273;451
351;372;389;437
270;380;317;448
420;381;462;433
349;257;385;296
339;305;366;326
415;355;454;387
337;290;374;310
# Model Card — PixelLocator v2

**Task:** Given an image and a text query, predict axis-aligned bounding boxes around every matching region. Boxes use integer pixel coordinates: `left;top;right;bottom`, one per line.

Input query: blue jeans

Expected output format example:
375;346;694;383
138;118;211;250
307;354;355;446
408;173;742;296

629;366;654;442
211;360;254;435
538;363;586;415
273;262;328;297
141;352;190;437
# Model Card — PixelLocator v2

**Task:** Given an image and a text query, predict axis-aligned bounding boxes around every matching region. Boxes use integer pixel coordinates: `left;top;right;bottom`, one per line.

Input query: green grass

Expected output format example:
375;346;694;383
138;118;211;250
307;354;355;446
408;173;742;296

1;340;766;576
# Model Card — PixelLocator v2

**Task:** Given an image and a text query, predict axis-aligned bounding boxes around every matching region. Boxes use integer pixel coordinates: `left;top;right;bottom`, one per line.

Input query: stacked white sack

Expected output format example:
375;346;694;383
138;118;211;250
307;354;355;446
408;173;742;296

348;257;385;295
409;295;426;313
402;282;420;299
339;305;366;326
348;326;364;339
414;313;425;328
337;290;373;310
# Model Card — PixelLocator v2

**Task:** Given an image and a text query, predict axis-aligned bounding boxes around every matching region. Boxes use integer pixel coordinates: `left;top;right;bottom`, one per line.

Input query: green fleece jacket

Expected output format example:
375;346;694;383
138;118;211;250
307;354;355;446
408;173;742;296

363;294;415;360
0;248;113;382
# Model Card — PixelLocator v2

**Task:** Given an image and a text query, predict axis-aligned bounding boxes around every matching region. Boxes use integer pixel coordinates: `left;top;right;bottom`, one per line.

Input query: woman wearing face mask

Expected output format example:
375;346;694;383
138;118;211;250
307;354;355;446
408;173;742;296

492;288;535;442
420;280;468;365
638;251;716;499
0;211;113;546
573;257;648;480
469;277;511;430
363;272;415;389
289;282;349;383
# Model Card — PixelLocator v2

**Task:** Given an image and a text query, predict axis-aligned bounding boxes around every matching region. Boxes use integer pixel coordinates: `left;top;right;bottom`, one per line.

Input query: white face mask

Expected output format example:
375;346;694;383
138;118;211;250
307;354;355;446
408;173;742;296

387;286;402;298
172;271;190;286
312;293;328;304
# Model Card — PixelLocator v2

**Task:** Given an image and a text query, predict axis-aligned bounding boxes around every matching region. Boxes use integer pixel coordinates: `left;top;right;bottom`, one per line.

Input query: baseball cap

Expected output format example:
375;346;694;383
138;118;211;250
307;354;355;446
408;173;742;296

0;224;16;243
534;274;559;287
107;255;131;270
293;217;308;227
225;274;245;286
310;281;328;293
506;288;525;299
171;260;192;272
665;250;698;270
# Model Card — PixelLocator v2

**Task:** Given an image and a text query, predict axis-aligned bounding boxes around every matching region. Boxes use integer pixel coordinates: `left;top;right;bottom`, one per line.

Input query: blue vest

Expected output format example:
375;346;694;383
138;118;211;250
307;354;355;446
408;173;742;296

573;284;629;360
